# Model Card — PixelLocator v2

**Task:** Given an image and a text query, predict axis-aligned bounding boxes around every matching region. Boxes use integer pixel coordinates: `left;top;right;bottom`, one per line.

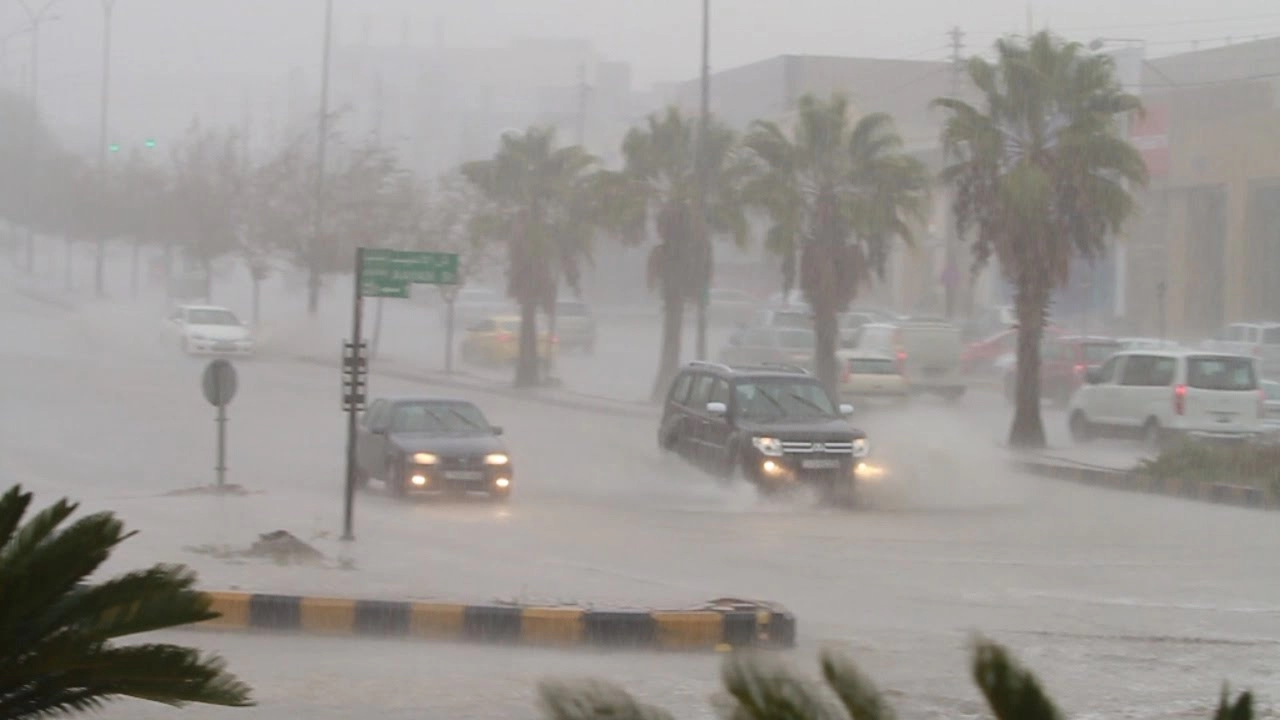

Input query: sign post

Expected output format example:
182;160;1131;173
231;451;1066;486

342;248;459;541
201;359;238;489
439;284;460;374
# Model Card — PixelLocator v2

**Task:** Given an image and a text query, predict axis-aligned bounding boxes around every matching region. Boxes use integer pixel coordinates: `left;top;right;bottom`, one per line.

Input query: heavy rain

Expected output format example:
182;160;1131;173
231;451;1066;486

1;1;1279;719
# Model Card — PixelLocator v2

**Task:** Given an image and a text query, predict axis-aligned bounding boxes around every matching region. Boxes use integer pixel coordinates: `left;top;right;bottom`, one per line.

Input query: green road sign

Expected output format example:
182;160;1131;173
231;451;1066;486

359;249;459;298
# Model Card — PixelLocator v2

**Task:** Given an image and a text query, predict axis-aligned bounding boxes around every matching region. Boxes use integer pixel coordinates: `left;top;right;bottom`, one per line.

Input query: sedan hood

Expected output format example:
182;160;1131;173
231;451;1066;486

737;417;865;441
389;432;506;455
187;324;250;341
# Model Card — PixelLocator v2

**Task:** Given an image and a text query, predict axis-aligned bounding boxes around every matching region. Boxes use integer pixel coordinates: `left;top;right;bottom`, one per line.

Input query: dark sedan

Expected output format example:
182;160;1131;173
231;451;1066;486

356;397;513;501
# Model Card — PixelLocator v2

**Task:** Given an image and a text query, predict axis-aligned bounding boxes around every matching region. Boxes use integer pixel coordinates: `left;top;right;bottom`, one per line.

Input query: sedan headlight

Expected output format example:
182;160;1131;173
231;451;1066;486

852;438;870;458
412;452;438;465
484;453;510;465
752;436;784;457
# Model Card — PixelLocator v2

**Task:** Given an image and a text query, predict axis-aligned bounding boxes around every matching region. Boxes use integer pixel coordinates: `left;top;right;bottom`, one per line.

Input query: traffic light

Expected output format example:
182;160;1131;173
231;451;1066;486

108;143;120;153
143;138;157;148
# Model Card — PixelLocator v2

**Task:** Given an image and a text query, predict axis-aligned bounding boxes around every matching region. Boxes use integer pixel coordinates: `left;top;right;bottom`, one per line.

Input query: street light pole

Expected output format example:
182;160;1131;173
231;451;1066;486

308;0;333;315
16;0;57;275
693;0;711;360
94;0;117;298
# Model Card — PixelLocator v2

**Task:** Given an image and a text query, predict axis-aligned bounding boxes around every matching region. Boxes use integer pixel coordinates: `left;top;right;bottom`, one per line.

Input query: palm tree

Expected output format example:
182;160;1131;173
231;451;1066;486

461;127;603;388
0;485;252;718
934;31;1147;448
617;107;747;401
743;95;929;393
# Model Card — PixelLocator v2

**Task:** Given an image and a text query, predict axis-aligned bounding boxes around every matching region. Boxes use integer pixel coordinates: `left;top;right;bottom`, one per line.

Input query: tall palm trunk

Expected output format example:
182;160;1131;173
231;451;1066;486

1009;270;1049;448
515;299;540;388
812;299;840;397
651;288;685;402
251;274;262;326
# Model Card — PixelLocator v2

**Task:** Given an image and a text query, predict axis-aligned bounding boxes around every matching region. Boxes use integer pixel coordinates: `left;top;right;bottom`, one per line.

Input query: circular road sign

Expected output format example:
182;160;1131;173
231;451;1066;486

201;359;238;407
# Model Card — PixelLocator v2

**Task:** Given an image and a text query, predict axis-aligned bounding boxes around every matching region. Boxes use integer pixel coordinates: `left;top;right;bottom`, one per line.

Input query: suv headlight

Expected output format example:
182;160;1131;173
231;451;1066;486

852;438;870;458
751;437;784;457
412;452;438;465
484;453;509;465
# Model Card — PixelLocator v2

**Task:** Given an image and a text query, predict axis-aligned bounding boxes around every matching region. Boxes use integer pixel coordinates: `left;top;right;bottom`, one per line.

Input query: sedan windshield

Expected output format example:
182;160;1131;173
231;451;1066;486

735;380;836;419
187;309;240;326
391;402;491;434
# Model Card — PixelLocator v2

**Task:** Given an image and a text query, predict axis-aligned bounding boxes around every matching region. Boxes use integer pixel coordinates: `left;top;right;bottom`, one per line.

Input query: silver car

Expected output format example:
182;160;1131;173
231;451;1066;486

1264;380;1280;434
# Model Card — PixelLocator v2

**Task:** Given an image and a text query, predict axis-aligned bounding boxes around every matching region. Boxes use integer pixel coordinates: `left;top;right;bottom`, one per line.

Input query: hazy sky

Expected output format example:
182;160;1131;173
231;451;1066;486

5;0;1280;139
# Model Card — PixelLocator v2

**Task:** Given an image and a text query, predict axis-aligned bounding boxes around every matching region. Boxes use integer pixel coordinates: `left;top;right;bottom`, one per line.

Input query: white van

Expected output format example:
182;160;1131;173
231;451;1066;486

851;319;966;401
1068;350;1264;448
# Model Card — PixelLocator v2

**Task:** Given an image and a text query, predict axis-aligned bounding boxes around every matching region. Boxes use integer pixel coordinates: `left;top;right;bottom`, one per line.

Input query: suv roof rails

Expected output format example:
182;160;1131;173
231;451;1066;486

731;362;811;375
687;360;734;373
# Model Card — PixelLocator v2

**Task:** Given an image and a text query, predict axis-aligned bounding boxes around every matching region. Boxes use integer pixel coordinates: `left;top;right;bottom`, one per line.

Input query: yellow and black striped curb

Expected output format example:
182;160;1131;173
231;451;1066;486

194;592;796;651
1017;459;1278;510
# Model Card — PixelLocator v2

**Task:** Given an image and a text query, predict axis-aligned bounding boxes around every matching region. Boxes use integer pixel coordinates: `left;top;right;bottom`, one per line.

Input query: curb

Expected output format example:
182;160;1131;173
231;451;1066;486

195;592;796;651
1016;459;1277;510
291;354;657;420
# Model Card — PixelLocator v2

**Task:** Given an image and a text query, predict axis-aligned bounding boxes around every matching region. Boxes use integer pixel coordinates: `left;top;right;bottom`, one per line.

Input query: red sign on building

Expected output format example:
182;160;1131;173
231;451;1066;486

1130;105;1170;177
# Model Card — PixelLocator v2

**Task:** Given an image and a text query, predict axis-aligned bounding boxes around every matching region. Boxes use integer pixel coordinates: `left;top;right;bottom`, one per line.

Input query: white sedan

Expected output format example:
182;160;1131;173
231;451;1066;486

165;304;255;356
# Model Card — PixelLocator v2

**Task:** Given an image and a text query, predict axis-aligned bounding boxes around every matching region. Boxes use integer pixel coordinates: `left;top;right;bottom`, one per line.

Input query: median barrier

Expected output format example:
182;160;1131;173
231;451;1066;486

1015;457;1276;510
195;592;796;652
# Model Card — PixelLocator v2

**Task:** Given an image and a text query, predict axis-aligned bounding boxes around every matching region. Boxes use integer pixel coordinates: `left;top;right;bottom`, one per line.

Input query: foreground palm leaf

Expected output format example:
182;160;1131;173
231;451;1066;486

538;640;1252;720
934;31;1147;448
0;485;252;718
743;95;929;394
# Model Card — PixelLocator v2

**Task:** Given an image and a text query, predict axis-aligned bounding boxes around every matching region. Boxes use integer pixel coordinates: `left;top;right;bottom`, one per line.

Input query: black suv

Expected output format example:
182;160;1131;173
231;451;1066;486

657;361;871;498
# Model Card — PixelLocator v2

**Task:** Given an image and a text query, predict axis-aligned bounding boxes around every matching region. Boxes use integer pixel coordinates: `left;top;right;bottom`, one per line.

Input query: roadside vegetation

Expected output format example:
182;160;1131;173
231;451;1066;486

1137;441;1280;496
3;30;1145;407
538;639;1254;720
0;485;251;718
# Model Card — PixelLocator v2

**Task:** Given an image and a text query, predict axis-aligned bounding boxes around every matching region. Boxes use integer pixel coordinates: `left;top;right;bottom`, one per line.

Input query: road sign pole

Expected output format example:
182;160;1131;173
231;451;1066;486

215;403;227;488
342;247;364;542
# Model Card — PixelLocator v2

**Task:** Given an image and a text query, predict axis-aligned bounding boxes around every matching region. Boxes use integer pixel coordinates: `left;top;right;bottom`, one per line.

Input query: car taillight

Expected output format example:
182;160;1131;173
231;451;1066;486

895;350;907;373
841;361;851;384
1073;363;1086;378
1174;384;1186;415
497;332;513;343
551;335;559;344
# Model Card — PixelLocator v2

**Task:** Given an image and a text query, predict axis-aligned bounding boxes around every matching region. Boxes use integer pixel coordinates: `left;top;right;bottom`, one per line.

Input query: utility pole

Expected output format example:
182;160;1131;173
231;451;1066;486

943;25;964;320
574;62;588;146
309;0;334;315
16;0;57;275
94;0;117;298
693;0;711;360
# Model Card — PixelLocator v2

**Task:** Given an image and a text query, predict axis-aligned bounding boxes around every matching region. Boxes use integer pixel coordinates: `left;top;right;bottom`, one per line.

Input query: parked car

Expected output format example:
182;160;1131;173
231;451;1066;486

165;304;254;356
719;326;815;371
656;361;871;501
543;299;596;354
962;325;1065;375
836;351;908;402
459;315;556;366
1003;335;1122;406
1263;379;1280;434
707;288;756;325
1117;337;1182;352
355;396;512;501
850;319;967;400
1068;350;1265;449
1203;322;1280;379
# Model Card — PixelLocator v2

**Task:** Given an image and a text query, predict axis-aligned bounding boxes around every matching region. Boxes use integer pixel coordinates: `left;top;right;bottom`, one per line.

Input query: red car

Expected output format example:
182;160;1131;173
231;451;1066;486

962;326;1064;375
1003;335;1122;406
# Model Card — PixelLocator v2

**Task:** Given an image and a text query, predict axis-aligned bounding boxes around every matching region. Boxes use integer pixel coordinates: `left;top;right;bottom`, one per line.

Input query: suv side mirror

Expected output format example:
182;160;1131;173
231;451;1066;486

370;421;390;434
491;426;504;436
839;403;855;417
1085;368;1103;385
705;402;727;417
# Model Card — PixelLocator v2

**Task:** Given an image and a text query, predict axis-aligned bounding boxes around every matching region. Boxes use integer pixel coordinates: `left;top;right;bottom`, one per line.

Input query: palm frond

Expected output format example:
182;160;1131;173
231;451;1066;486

820;650;897;720
538;679;675;720
971;638;1062;720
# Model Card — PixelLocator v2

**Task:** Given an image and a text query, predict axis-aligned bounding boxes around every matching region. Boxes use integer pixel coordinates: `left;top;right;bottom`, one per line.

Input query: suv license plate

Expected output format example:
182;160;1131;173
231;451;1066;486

801;459;841;470
444;470;484;481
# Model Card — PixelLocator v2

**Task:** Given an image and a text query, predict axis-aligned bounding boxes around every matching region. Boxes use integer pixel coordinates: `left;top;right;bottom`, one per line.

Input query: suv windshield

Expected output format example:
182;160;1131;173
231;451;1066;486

735;379;836;419
1186;356;1257;391
391;402;490;434
778;329;815;350
187;309;240;326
